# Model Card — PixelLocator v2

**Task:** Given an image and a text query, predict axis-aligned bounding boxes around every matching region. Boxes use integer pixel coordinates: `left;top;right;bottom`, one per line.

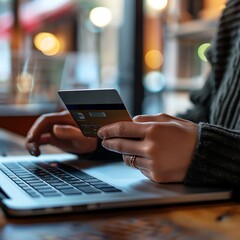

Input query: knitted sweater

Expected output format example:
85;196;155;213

182;0;240;187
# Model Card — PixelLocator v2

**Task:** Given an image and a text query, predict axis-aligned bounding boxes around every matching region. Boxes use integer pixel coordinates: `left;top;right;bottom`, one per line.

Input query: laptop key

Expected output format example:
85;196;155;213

26;192;41;198
76;186;101;194
59;189;82;195
41;192;62;197
37;189;59;194
100;188;122;193
3;161;123;198
55;185;73;190
71;182;89;187
48;182;67;187
85;178;102;183
92;183;113;188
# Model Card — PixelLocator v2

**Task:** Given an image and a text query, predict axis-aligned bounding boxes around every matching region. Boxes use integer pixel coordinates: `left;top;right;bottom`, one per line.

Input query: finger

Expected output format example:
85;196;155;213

25;142;41;156
25;133;52;156
25;111;73;156
26;125;97;155
26;133;69;155
53;124;83;140
98;122;146;139
122;155;150;171
133;114;162;122
122;154;152;179
139;169;153;181
53;125;97;152
26;111;75;143
102;138;146;156
134;113;192;124
123;155;137;168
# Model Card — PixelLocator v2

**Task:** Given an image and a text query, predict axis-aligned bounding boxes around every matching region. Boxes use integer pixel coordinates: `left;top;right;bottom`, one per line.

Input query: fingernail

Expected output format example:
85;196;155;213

29;149;36;156
28;143;37;156
97;130;104;139
29;146;36;156
101;140;106;148
29;148;40;157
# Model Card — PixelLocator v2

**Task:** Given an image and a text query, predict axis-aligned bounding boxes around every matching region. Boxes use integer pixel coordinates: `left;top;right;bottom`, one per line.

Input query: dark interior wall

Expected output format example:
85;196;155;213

118;0;144;116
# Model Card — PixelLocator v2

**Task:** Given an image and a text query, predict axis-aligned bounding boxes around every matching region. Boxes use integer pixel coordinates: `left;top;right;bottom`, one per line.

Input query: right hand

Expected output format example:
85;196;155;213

25;110;98;156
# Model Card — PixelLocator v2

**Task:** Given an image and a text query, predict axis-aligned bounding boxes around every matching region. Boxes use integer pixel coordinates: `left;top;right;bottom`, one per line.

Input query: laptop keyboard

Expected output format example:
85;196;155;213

1;161;121;198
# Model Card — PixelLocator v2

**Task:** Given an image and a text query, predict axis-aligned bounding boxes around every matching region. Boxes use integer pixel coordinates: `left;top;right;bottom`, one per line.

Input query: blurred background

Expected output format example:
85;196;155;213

0;0;226;136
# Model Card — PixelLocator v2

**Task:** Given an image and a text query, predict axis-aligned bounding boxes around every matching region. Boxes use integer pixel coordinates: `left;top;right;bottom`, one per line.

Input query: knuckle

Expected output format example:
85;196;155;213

144;143;156;157
122;155;130;166
59;110;68;116
116;123;126;136
115;141;125;153
147;160;155;171
146;124;156;135
37;112;52;123
133;115;144;122
156;113;170;120
34;116;46;127
146;124;160;137
151;173;168;183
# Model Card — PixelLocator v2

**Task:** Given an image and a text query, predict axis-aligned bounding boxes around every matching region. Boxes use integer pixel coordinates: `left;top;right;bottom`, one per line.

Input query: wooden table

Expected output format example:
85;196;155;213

0;129;240;239
0;201;240;239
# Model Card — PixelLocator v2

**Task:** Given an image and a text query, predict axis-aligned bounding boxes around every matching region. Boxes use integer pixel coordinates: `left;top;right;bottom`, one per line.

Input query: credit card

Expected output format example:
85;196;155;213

58;89;132;137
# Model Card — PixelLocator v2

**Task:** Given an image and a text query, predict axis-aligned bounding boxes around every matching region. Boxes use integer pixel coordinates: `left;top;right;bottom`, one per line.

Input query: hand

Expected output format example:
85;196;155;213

97;113;198;183
25;110;98;156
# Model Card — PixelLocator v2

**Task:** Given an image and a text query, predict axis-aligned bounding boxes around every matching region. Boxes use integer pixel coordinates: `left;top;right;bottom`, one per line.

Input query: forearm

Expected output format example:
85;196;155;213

184;122;240;187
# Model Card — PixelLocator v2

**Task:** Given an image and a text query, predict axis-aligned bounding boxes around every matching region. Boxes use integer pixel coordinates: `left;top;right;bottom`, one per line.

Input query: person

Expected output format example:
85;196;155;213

25;0;240;188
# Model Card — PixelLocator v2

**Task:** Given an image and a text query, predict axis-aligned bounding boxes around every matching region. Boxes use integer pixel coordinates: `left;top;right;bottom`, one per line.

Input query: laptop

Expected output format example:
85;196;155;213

0;128;232;218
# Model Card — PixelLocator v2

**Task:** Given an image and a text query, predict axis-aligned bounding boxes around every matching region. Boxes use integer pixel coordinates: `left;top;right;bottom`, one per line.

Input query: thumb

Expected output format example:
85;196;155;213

52;124;97;153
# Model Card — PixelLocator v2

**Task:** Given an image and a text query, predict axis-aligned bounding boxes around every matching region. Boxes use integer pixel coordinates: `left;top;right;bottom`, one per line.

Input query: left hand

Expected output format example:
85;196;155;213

25;111;97;156
97;113;198;183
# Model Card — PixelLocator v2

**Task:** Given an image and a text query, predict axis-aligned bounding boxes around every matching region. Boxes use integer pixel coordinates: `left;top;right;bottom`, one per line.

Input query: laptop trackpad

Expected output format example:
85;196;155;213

85;161;146;180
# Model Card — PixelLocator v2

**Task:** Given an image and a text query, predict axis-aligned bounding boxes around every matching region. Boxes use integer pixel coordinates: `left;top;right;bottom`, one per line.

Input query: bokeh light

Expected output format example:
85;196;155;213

145;50;163;69
34;32;61;56
219;4;226;11
16;72;34;93
143;71;165;92
146;0;168;10
89;7;112;28
198;43;211;62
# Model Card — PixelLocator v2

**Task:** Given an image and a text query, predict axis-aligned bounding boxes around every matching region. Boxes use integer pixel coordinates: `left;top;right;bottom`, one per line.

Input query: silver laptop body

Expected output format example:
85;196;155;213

0;152;231;217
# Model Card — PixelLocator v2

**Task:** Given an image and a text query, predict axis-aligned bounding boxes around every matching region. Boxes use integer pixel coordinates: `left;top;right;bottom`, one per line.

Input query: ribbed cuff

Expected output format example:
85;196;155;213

184;122;240;188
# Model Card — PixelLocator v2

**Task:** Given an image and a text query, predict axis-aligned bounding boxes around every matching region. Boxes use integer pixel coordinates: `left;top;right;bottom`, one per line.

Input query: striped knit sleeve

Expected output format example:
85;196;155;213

176;72;213;123
176;32;216;123
184;122;240;187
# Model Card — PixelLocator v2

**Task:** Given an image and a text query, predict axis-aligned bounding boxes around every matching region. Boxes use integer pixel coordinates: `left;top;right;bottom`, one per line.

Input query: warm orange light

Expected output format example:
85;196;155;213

219;4;226;11
34;32;61;55
145;50;163;69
